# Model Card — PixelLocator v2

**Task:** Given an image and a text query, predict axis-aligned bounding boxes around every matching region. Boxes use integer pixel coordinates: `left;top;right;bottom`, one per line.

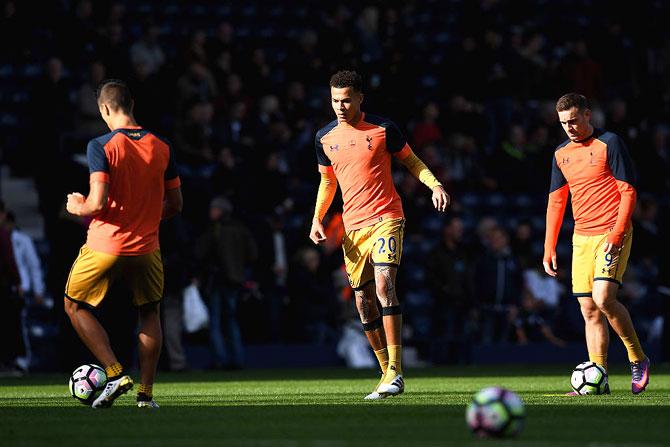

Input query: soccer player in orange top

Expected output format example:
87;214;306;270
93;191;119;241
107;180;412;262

543;93;649;395
309;70;449;399
64;79;183;408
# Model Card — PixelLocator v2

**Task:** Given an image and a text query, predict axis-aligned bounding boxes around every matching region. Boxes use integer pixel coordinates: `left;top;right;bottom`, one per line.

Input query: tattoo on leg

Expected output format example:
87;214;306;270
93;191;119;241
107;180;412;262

375;266;396;307
355;290;371;323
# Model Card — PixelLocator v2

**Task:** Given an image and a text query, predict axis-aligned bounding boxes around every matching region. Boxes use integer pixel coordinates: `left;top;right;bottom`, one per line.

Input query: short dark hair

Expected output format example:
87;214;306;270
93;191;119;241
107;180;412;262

96;79;133;114
329;70;363;92
556;93;589;112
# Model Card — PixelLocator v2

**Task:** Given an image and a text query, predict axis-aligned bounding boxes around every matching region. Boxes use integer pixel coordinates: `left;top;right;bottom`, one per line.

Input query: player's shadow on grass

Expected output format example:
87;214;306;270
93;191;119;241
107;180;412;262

1;404;669;446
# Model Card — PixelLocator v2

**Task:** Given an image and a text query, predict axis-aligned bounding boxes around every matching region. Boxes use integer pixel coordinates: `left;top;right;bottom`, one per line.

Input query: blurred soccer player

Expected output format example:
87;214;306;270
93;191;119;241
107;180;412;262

64;79;183;408
309;70;449;399
543;93;649;395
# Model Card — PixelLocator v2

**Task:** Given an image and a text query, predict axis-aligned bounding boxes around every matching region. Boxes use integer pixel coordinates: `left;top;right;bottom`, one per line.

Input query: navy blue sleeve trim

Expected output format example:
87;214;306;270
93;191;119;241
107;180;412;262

315;121;337;167
548;155;567;193
165;143;179;181
86;139;109;174
384;120;407;153
365;114;407;153
602;132;637;187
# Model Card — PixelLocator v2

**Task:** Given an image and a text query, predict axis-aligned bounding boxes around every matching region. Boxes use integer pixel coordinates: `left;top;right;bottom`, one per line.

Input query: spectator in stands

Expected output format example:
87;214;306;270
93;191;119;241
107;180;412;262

195;196;257;369
287;247;340;344
426;215;475;363
75;61;108;139
411;102;443;149
516;265;567;347
2;0;669;369
0;202;21;373
3;211;45;307
474;226;523;344
129;20;165;76
159;215;194;372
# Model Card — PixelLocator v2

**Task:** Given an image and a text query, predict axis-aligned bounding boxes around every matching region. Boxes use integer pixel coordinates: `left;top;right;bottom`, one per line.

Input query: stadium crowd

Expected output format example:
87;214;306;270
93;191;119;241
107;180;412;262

1;0;669;373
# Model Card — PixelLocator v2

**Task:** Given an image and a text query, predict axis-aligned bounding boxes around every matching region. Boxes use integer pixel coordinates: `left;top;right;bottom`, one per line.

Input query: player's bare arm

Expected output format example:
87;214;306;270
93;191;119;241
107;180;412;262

66;180;108;216
162;187;183;220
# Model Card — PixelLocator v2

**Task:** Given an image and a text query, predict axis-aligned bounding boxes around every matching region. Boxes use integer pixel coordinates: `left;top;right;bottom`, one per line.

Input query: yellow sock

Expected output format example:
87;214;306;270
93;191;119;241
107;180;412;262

138;384;153;398
374;348;389;374
105;362;123;379
387;345;402;375
588;353;608;372
620;332;646;363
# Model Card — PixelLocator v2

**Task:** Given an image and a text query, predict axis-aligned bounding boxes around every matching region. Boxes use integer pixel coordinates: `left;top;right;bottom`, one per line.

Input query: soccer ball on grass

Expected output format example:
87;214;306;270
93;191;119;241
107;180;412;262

465;386;525;438
68;364;107;405
570;361;608;395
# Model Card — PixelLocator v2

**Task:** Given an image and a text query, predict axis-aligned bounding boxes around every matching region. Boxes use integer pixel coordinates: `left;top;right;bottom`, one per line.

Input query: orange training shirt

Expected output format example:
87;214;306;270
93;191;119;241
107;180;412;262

315;113;412;231
544;128;637;258
85;127;181;255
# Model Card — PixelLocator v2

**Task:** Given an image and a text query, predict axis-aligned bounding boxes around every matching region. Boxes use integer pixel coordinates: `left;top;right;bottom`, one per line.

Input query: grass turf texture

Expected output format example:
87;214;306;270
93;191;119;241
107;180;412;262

1;365;668;446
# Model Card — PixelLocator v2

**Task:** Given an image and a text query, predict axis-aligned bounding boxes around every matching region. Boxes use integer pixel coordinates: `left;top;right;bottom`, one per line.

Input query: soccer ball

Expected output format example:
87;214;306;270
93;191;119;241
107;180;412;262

570;361;608;395
68;364;107;405
466;386;525;438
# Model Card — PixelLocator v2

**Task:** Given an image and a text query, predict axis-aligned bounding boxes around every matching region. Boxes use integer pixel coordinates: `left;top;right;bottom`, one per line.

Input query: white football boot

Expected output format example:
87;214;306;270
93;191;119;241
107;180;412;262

92;375;133;408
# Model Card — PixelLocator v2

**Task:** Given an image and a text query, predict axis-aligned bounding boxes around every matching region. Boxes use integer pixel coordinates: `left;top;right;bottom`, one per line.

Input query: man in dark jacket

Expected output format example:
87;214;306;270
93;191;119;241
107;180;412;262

426;215;475;363
195;196;257;369
474;226;523;344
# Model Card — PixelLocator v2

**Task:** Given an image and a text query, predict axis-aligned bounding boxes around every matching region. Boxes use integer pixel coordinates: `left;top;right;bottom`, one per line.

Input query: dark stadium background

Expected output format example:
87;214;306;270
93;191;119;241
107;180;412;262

1;0;669;373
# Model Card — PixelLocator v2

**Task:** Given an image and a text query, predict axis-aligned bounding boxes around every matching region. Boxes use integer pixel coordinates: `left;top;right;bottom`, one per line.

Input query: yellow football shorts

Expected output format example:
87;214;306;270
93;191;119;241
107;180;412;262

65;245;164;308
342;217;405;290
571;230;633;297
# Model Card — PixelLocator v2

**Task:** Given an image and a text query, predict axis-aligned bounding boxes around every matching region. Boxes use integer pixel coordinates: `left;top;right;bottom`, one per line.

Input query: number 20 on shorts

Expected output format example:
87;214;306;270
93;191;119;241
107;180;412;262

377;236;397;254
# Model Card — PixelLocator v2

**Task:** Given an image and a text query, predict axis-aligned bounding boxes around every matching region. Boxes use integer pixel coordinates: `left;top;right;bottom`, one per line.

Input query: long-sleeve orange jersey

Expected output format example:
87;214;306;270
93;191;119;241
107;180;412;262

315;112;412;231
544;129;637;261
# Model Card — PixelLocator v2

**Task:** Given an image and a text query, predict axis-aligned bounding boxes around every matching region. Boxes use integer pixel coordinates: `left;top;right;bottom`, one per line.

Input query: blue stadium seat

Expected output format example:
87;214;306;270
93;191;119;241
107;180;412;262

460;192;481;208
0;64;14;79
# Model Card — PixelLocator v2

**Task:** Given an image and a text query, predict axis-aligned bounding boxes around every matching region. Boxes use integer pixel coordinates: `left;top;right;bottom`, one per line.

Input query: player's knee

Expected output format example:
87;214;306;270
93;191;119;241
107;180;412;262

375;278;392;300
594;297;618;316
591;291;612;312
579;303;601;322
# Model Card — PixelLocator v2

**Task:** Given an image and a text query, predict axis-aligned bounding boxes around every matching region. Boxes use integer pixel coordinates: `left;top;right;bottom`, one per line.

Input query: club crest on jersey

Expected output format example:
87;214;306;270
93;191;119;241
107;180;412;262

561;157;570;165
366;135;373;150
349;139;356;146
329;144;339;152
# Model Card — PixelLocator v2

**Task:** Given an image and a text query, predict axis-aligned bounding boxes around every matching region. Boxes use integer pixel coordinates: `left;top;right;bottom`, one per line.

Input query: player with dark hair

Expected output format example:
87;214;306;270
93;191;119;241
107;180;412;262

64;79;183;408
310;70;449;399
543;92;650;395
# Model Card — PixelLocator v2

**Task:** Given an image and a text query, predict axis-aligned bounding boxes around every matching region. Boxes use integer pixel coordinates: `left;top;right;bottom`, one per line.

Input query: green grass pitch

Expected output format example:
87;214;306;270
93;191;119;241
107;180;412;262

1;365;668;446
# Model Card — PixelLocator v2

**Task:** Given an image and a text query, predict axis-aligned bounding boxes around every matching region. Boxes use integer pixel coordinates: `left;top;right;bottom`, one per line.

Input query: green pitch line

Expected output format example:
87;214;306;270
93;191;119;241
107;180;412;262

1;365;668;447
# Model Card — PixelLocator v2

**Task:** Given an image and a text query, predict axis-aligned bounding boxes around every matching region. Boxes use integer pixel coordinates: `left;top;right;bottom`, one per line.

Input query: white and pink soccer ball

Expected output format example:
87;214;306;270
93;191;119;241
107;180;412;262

466;386;525;438
68;364;107;405
570;361;608;395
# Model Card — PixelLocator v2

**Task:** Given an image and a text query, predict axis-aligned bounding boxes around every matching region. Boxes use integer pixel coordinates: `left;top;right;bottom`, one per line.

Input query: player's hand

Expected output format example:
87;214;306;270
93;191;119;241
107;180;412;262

602;242;621;254
309;219;327;245
66;192;85;215
431;186;450;212
542;255;558;277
